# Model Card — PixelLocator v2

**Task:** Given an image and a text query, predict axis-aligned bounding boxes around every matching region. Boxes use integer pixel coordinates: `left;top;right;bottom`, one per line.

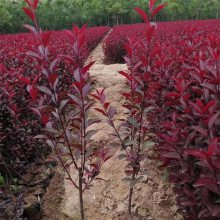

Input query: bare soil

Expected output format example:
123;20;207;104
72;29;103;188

43;32;184;220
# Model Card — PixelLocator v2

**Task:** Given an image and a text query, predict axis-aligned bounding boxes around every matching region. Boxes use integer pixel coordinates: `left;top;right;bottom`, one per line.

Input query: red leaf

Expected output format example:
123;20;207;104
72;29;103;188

82;61;95;74
90;93;99;100
149;0;156;12
24;0;32;7
20;76;30;85
30;88;38;101
134;7;149;23
37;86;53;96
213;160;220;169
124;44;132;57
208;138;218;157
82;84;91;98
163;151;180;159
201;83;216;92
73;68;80;82
78;34;86;48
23;24;37;35
27;51;40;59
122;92;131;99
104;155;112;162
94;108;106;116
49;57;60;72
203;100;216;114
42;114;49;126
104;102;110;109
141;55;148;66
41;32;52;48
208;112;220;129
190;101;202;115
31;108;41;117
68;94;81;106
108;106;116;118
58;55;76;66
194;177;215;187
23;7;35;22
192;126;208;136
33;75;40;86
209;205;220;217
118;71;130;79
185;149;207;160
59;100;69;112
165;92;181;99
73;25;80;35
33;0;39;9
152;3;167;17
48;73;58;87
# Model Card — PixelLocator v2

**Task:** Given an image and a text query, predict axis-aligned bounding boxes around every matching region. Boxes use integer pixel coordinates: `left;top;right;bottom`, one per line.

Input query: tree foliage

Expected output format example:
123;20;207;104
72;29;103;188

1;0;220;33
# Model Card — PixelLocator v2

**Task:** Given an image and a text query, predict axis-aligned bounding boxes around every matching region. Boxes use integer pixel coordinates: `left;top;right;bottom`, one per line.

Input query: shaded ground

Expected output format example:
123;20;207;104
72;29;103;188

0;160;58;220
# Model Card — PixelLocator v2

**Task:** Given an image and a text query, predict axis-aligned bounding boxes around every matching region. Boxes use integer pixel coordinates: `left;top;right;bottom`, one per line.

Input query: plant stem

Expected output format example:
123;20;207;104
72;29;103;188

128;187;134;216
79;168;85;220
128;172;135;216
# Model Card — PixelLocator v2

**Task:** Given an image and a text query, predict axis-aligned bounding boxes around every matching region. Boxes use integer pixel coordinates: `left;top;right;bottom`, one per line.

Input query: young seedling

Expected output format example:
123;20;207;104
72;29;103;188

92;0;167;217
22;1;112;219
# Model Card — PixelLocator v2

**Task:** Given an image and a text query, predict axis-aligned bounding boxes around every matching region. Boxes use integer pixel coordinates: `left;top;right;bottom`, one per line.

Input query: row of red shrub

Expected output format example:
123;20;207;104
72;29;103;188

155;30;220;219
0;26;109;70
0;26;109;179
121;17;220;219
103;19;220;64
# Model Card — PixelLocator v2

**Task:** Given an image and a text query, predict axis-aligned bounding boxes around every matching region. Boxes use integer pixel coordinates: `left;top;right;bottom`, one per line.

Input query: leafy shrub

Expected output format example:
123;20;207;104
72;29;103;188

21;1;112;220
156;35;220;219
93;0;167;217
103;0;220;218
103;19;220;64
132;10;220;220
0;64;45;179
103;24;146;64
0;3;109;182
0;27;109;71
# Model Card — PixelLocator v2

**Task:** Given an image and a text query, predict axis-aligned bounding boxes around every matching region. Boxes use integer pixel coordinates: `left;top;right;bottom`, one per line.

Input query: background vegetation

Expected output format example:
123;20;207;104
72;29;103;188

1;0;220;34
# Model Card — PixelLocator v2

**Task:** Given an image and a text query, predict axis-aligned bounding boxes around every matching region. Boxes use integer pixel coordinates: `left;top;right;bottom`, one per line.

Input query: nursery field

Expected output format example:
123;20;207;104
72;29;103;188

1;0;220;220
104;19;220;63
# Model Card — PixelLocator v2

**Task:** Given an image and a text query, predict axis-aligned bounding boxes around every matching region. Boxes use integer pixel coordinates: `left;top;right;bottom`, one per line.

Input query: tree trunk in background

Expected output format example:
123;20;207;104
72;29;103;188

196;9;199;20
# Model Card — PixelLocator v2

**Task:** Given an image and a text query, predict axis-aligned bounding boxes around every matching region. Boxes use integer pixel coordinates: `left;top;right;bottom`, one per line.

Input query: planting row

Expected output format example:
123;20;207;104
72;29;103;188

0;26;110;70
118;15;220;219
103;19;220;64
0;25;109;179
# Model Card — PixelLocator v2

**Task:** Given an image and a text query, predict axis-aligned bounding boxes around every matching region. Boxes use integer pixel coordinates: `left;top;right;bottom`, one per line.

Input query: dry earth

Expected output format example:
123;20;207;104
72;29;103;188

43;32;183;220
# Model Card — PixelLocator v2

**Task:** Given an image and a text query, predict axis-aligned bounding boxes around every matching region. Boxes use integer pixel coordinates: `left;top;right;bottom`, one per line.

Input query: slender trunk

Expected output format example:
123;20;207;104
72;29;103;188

128;172;135;217
79;168;84;220
128;187;134;216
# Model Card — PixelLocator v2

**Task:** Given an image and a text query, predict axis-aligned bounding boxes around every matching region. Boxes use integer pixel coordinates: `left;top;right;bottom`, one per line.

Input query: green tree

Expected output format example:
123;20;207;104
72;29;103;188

1;0;220;34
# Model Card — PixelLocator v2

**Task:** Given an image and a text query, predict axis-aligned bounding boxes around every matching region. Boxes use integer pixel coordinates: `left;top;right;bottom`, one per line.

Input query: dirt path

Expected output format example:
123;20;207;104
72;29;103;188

45;33;183;220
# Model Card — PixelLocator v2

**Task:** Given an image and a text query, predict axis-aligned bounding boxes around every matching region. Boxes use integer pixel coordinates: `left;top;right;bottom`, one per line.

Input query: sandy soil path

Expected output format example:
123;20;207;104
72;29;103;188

47;32;183;220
